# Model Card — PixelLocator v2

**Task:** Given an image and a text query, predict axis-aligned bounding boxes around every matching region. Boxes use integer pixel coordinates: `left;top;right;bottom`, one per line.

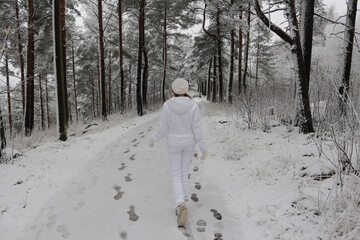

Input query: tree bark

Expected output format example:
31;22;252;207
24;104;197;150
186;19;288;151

91;77;95;119
53;0;68;141
39;75;45;130
142;47;148;106
25;0;35;136
162;4;167;102
61;0;69;125
242;2;251;93
15;0;25;114
228;0;235;103
339;0;358;111
5;55;12;135
128;65;132;108
216;7;224;102
118;0;125;114
0;106;6;158
71;41;78;121
212;54;217;102
253;0;313;133
238;8;243;95
108;51;112;115
98;0;107;119
136;0;144;116
45;76;50;128
207;57;212;101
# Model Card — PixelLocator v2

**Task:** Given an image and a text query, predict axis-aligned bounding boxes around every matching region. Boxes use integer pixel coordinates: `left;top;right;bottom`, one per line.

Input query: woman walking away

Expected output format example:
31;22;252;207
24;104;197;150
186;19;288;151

149;78;207;227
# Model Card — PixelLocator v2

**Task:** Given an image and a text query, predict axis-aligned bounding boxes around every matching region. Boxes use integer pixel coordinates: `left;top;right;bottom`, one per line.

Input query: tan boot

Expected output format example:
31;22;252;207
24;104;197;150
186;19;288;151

176;203;188;227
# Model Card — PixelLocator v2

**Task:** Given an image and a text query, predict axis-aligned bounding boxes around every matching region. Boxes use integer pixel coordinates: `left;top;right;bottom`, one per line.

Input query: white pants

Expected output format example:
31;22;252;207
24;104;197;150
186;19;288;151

168;146;194;205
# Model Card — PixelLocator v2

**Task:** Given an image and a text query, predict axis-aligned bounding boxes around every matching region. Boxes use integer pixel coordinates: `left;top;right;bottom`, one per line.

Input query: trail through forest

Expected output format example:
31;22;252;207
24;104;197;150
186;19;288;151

0;99;335;239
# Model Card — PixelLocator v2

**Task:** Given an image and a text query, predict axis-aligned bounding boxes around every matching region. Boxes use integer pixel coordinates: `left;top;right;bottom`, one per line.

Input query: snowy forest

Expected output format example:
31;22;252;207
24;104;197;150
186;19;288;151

0;0;360;239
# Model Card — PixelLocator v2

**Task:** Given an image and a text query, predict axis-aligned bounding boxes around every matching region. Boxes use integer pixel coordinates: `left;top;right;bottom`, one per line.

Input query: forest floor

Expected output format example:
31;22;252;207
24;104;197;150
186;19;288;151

0;97;341;240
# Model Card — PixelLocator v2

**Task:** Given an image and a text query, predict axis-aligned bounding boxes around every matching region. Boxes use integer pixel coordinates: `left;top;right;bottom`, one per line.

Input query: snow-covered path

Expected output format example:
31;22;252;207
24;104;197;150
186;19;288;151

0;101;242;240
1;99;333;240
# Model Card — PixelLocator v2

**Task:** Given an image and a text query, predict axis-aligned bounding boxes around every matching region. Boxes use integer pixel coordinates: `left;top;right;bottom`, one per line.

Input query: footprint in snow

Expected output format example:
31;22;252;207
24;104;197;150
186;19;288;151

195;182;201;190
127;205;139;221
188;174;191;179
125;174;132;182
141;135;145;138
73;201;85;211
210;209;222;220
138;132;144;135
124;149;130;154
129;155;135;161
118;163;126;171
214;232;223;240
196;219;207;232
193;166;199;172
131;139;137;143
133;143;138;147
191;193;199;202
56;224;70;239
119;231;127;239
113;185;124;200
193;152;198;158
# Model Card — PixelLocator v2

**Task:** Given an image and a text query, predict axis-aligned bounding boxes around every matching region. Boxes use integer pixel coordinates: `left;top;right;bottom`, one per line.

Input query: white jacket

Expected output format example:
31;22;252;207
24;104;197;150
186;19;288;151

151;97;207;152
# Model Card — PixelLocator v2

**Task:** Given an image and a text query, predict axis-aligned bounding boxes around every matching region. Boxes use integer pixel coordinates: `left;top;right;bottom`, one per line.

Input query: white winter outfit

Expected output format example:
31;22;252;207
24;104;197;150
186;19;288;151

151;96;207;205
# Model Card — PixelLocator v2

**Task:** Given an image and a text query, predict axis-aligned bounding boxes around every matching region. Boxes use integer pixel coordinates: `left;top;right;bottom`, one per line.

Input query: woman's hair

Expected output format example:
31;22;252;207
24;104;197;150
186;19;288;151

174;92;192;99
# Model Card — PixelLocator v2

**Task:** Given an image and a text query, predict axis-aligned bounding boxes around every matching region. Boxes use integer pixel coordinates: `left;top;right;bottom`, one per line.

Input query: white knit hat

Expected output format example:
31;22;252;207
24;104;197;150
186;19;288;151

172;78;189;94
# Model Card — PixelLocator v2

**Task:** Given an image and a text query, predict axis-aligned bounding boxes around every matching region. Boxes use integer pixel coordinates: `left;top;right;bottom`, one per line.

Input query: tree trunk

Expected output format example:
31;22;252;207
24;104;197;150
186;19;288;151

97;55;100;117
212;54;217;102
253;0;314;133
285;0;314;133
108;51;112;115
142;47;148;106
339;0;358;111
71;41;78;122
162;4;167;102
207;57;212;101
136;0;144;116
242;2;251;93
118;0;125;114
0;106;6;159
5;55;12;135
25;0;35;136
45;76;50;128
228;0;235;104
128;65;132;108
68;93;72;123
15;0;25;114
98;0;107;119
91;77;95;119
61;0;69;125
216;8;224;102
238;8;243;95
53;0;68;141
39;75;45;130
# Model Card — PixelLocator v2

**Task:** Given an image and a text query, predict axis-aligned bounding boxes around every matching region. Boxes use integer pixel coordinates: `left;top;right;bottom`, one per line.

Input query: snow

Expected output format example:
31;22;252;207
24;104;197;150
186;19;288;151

0;97;356;239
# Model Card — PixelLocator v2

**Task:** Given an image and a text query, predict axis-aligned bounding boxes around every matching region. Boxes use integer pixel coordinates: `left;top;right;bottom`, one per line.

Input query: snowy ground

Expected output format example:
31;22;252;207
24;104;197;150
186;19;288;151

0;98;342;240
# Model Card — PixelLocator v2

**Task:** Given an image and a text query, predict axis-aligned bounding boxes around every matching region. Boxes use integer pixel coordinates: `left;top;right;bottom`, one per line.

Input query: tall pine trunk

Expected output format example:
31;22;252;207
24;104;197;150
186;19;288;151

228;0;235;103
71;41;78;121
91;77;96;119
98;0;107;119
25;0;35;136
238;8;243;95
142;47;148;106
207;58;212;101
108;51;112;115
162;4;167;102
53;0;68;141
212;54;217;102
216;8;224;102
118;0;125;114
15;0;25;114
61;0;69;125
242;2;251;93
136;0;144;116
339;0;358;111
5;55;12;135
45;76;50;128
39;75;45;130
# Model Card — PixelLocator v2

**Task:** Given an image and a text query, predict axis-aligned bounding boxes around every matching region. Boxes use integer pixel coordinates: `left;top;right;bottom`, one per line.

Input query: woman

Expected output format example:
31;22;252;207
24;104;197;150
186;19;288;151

149;78;207;227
